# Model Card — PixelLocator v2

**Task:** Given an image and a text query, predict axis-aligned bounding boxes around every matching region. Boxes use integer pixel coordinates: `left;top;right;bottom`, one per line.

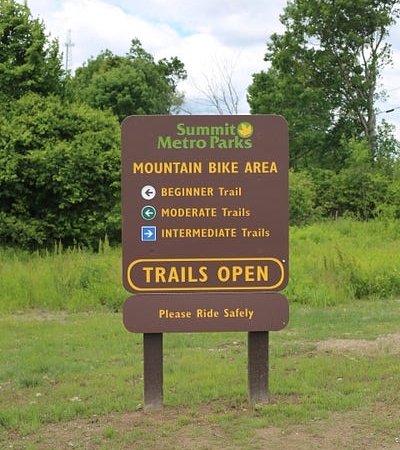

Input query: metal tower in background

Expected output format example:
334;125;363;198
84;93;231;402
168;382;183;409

64;29;74;73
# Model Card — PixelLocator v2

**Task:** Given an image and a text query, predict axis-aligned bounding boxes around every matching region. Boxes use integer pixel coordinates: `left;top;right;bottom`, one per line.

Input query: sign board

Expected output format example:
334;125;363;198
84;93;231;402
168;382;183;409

122;115;288;293
123;292;289;333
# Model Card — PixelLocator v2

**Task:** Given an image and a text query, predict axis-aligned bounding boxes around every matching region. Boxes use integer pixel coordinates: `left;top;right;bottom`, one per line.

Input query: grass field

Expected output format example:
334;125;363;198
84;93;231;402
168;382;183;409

0;219;400;448
1;219;400;313
1;298;400;449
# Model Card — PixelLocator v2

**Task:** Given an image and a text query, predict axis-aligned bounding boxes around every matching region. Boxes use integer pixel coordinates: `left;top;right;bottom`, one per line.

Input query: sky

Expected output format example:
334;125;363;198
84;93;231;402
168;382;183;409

19;0;400;138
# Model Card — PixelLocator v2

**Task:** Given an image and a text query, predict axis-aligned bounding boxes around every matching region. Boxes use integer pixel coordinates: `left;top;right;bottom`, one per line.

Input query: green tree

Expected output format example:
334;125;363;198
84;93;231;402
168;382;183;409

0;93;121;249
381;157;400;219
248;67;334;169
289;169;320;225
0;0;64;101
334;139;391;219
248;0;400;167
70;38;186;121
309;136;398;220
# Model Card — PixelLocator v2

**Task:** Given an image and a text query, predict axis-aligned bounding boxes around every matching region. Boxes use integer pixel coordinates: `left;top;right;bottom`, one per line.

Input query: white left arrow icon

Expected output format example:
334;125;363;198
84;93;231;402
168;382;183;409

141;206;156;220
141;185;156;200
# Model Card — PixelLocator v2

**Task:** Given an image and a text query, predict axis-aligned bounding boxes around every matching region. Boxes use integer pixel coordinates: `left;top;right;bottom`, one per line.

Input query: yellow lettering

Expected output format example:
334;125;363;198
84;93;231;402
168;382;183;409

159;309;192;319
133;161;202;174
160;187;214;197
196;308;219;318
270;161;278;173
208;161;239;173
141;265;208;283
142;266;153;283
217;265;269;283
244;161;278;173
161;207;217;218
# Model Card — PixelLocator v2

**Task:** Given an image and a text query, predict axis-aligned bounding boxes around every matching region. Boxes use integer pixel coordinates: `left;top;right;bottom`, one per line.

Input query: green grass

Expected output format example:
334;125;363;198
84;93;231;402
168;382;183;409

0;219;400;448
0;299;399;437
0;242;126;313
284;219;400;305
1;219;399;313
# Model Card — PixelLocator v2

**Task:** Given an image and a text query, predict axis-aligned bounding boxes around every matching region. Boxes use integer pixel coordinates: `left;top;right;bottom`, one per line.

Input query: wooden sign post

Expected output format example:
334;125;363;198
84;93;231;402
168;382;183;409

121;115;289;409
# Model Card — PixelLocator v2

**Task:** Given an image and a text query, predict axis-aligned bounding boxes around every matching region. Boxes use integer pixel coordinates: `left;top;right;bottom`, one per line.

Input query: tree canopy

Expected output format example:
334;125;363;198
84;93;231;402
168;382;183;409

0;93;121;248
248;0;400;223
0;0;64;101
248;0;400;170
0;1;187;249
1;0;400;248
69;39;187;121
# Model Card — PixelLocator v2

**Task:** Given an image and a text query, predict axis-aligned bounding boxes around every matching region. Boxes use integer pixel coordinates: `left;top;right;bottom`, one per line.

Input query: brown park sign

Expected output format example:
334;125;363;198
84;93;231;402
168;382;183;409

121;115;288;293
123;292;289;333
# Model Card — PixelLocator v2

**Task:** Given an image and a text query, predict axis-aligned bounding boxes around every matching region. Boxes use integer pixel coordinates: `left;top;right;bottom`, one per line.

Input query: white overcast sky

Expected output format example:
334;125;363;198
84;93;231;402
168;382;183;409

20;0;400;137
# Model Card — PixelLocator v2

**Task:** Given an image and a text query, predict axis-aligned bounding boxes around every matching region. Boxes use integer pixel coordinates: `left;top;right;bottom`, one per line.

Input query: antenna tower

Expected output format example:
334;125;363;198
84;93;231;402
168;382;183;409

64;29;75;73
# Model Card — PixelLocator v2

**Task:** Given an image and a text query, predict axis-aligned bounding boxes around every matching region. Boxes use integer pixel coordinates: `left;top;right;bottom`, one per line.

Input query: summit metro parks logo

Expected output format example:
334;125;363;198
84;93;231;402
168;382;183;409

157;121;254;149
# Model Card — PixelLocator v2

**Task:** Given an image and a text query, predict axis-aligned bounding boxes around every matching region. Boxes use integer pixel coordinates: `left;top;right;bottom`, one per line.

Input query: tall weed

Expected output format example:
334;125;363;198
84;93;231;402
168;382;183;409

0;243;125;313
0;220;399;312
283;219;400;306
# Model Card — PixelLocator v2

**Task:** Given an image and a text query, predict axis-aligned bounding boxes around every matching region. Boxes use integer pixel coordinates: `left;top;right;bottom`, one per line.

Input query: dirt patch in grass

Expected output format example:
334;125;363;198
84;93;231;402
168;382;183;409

316;332;400;355
7;401;400;450
255;403;400;450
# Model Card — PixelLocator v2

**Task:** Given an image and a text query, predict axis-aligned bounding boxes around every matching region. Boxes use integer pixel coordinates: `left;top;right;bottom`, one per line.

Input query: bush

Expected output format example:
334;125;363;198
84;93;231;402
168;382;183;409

0;94;121;250
289;169;320;226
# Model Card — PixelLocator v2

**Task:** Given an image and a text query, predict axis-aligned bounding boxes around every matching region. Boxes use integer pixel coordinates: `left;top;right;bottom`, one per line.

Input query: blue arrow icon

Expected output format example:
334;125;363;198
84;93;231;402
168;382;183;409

141;226;156;241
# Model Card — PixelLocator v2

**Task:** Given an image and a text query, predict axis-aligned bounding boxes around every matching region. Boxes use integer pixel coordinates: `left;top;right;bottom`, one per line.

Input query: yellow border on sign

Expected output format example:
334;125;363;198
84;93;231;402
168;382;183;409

127;257;285;292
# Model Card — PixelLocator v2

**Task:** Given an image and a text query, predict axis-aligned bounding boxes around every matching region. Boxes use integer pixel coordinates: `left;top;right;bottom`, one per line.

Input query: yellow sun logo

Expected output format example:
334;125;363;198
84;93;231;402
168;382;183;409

237;122;253;138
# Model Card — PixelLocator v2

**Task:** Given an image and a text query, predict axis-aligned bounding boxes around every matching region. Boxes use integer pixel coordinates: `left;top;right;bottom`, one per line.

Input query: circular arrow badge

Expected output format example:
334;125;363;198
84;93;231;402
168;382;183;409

141;185;156;200
141;206;156;220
